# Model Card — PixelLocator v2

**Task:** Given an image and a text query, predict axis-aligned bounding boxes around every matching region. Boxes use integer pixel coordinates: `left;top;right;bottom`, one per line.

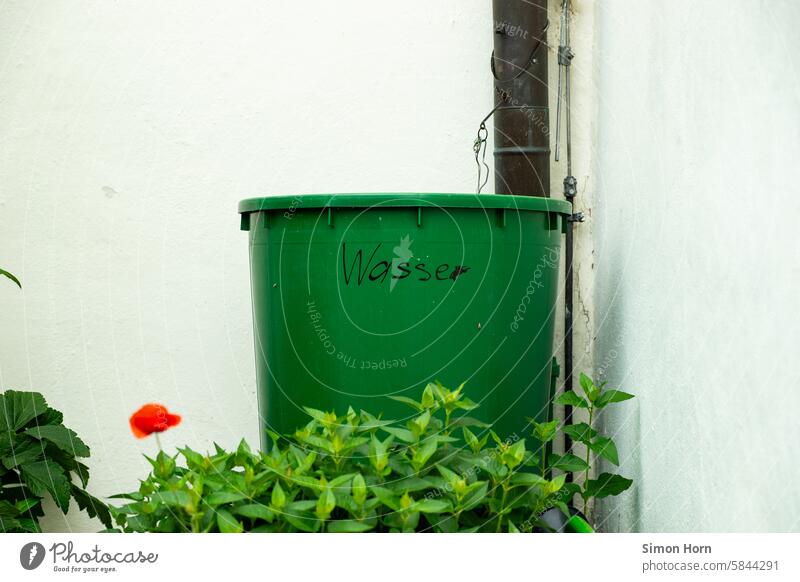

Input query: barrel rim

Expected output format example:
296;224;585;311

238;193;572;216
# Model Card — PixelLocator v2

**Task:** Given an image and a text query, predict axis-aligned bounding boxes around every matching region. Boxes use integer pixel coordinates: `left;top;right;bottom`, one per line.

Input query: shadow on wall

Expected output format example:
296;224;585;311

592;283;643;533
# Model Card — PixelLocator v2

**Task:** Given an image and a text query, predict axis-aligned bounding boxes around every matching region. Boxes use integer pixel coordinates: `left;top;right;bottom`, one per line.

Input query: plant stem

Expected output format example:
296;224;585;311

496;483;508;532
155;433;163;453
191;511;201;533
541;443;547;477
583;404;594;516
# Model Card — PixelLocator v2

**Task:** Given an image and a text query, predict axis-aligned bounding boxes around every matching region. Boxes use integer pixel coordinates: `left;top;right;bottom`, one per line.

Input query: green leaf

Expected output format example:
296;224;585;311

71;485;112;528
25;425;90;458
328;519;375;533
408;410;431;436
0;516;23;533
369;434;391;473
531;419;558;443
356;413;395;432
458;481;489;511
548;453;590;473
462;427;481;453
579;373;599;402
546;474;567;495
371;487;400;511
152;452;176;480
382;426;416;443
0;268;21;288
436;464;459;486
329;473;356;490
108;492;144;501
284;500;317;512
561;422;597;444
420;385;437;409
489;430;505;446
510;472;548;488
234;504;274;522
554;391;588;409
0;391;48;431
289;475;324;492
179;447;205;470
461;426;489;455
216;509;243;533
33;407;63;427
351;473;367;506
297;435;335;454
0;500;19;517
315;488;336;520
1;436;43;469
584;473;633;499
454;396;479;411
386;477;434;494
388;395;422;411
206;491;249;506
413;499;452;514
302;407;329;423
66;459;91;489
448;416;491;429
283;512;320;533
271;482;287;509
589;436;620;465
595;390;635;408
20;460;71;512
500;439;526;469
327;519;375;533
558;481;582;503
151;491;191;508
411;438;438;471
15;498;41;514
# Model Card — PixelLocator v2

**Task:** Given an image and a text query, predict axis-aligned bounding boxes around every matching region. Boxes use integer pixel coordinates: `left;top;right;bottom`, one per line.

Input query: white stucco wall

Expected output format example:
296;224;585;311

0;0;500;532
593;0;800;531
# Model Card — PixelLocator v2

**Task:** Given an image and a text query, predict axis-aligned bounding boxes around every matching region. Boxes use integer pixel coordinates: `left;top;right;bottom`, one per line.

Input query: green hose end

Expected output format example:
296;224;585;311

566;514;594;533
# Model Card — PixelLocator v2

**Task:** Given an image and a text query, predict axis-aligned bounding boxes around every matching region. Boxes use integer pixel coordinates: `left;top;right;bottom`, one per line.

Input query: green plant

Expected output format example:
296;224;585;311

1;267;21;288
111;380;634;533
0;390;112;532
547;372;634;517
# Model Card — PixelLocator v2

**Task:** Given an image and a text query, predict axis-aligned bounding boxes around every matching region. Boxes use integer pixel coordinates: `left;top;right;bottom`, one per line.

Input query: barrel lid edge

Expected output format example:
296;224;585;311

238;193;572;215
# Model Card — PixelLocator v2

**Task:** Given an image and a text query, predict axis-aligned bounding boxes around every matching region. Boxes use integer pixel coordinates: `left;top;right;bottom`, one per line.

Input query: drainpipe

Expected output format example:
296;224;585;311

492;0;550;197
491;1;581;459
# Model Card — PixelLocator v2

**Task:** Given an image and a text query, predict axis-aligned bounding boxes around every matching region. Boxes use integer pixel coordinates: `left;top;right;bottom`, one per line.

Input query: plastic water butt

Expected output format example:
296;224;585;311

239;193;570;444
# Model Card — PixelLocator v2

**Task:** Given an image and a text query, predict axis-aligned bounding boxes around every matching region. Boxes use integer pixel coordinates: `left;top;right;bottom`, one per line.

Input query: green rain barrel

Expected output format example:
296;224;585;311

239;193;570;444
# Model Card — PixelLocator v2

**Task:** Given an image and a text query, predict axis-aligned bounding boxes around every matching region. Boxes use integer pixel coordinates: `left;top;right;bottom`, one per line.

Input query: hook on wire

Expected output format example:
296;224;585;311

474;122;490;194
473;100;504;194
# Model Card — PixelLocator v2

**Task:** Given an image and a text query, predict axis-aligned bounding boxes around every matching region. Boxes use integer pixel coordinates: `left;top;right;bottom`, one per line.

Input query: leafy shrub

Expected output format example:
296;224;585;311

0;390;112;532
111;378;633;533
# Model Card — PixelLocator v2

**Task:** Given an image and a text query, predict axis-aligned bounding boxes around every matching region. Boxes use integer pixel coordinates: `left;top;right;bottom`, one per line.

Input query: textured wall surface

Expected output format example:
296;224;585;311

6;0;793;535
0;0;498;532
593;0;800;532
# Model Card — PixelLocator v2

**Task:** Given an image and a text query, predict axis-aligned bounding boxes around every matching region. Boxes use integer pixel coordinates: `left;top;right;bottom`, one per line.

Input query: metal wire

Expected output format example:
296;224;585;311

490;20;550;84
555;0;572;163
474;16;550;194
473;100;505;194
473;12;552;193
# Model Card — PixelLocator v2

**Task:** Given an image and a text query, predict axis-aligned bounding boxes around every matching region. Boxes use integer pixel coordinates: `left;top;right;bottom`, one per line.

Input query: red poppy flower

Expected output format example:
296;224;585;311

129;403;181;439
